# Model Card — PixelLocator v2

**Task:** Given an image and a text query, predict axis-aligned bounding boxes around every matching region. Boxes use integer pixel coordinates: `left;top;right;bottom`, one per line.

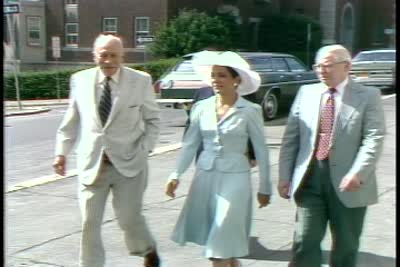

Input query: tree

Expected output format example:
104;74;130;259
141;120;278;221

258;13;323;66
149;9;234;58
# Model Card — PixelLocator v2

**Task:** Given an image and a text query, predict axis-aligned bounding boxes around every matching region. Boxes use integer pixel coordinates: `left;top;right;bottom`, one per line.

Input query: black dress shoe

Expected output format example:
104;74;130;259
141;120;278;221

143;250;160;267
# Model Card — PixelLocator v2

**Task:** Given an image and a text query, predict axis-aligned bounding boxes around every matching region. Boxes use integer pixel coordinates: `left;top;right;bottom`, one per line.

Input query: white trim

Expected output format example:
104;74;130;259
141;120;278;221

26;16;42;46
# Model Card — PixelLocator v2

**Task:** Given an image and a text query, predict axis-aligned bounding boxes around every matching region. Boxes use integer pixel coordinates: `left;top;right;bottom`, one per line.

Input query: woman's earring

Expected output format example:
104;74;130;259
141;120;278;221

233;83;238;88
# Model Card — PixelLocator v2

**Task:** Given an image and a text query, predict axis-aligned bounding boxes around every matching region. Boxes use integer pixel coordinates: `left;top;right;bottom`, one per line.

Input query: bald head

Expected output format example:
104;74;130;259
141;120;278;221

313;44;352;88
315;44;352;65
93;34;124;56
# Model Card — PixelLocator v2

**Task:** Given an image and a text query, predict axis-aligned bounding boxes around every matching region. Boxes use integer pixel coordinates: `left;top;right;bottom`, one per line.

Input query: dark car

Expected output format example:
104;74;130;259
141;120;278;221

350;49;396;91
157;51;319;120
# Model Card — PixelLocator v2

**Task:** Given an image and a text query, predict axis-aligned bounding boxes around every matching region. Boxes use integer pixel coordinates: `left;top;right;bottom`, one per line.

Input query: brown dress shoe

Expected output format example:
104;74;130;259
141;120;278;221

144;250;160;267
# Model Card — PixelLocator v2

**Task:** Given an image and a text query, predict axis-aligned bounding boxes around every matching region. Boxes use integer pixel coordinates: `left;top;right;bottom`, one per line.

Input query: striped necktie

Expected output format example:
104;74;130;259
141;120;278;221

315;88;336;160
98;77;112;126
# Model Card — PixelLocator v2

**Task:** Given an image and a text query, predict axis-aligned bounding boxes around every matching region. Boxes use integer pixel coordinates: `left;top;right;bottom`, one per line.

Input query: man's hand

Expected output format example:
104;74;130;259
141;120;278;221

277;180;291;199
165;179;179;198
339;174;362;192
53;155;66;176
257;193;270;208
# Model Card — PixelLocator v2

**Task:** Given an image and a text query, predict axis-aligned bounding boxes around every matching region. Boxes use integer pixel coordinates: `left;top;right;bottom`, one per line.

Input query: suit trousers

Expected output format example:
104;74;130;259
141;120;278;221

291;159;366;267
78;160;156;267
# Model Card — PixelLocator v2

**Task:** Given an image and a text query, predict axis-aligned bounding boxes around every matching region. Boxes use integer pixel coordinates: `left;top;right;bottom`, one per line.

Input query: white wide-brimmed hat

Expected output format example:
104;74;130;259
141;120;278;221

192;50;261;95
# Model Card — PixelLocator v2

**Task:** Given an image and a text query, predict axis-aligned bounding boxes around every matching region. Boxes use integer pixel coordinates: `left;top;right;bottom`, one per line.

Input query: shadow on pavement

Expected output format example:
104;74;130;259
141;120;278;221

243;237;395;266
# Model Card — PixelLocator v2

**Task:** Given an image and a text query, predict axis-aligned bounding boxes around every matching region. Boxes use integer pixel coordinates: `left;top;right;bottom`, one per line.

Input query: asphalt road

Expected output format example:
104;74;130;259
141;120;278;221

5;94;395;267
4;106;188;189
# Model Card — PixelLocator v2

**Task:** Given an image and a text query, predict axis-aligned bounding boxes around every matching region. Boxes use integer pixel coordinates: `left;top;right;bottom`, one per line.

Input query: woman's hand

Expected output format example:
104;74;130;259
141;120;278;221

165;179;179;198
257;193;270;208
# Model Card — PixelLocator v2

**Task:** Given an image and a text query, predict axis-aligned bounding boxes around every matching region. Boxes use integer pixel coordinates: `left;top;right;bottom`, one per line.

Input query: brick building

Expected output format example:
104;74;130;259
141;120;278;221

3;0;396;71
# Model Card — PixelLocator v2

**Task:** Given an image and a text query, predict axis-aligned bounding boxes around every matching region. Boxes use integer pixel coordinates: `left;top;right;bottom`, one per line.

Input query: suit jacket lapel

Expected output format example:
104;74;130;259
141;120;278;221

217;96;246;126
331;80;361;144
104;67;137;128
310;86;325;147
85;68;102;128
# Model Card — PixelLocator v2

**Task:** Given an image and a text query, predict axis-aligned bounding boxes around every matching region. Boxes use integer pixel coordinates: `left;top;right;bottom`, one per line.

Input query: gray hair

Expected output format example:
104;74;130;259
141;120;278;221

315;44;352;63
92;34;123;55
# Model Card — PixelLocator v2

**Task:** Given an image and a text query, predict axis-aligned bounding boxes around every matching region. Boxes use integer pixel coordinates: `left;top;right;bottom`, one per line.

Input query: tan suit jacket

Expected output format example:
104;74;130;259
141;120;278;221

55;66;160;185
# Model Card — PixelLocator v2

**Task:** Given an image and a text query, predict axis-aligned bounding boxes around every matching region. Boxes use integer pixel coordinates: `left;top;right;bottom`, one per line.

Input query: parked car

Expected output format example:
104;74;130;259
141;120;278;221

350;49;396;91
156;51;319;120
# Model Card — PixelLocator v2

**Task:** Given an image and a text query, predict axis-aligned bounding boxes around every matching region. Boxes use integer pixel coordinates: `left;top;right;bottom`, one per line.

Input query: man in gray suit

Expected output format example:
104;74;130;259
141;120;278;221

52;33;161;267
278;44;385;267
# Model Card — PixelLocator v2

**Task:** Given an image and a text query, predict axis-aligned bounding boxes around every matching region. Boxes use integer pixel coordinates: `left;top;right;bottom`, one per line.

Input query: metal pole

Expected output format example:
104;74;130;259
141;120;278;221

306;23;311;68
7;13;22;110
56;58;60;101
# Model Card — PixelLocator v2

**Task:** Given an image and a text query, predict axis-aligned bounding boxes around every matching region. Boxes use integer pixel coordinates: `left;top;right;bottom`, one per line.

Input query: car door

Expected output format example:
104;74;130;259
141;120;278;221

284;56;318;101
270;57;293;102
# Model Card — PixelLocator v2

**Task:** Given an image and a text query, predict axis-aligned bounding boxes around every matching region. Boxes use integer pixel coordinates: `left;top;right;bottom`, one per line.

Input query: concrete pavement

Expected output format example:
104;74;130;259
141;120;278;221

5;97;396;267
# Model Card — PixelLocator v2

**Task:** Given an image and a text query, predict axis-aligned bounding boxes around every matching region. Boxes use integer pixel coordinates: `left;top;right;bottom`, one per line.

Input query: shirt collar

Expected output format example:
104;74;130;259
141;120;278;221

323;77;348;96
97;67;121;84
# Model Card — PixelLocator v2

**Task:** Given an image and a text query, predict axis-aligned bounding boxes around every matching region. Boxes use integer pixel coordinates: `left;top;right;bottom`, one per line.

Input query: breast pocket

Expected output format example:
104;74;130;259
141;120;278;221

118;105;143;129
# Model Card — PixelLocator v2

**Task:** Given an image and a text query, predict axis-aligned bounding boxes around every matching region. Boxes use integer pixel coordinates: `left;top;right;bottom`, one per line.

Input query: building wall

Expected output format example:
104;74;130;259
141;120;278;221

17;0;47;63
12;0;395;68
279;0;395;54
45;0;167;63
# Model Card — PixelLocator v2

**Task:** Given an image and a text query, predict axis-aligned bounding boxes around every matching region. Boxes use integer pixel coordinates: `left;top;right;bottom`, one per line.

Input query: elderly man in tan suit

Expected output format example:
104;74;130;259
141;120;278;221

53;33;161;267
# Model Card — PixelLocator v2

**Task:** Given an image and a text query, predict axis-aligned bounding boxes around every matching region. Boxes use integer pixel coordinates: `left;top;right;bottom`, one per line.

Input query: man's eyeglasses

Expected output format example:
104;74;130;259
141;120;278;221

312;61;347;71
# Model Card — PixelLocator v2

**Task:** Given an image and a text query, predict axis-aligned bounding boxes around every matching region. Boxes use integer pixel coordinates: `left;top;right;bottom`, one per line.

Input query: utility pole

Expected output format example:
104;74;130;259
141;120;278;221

306;23;311;68
5;3;22;110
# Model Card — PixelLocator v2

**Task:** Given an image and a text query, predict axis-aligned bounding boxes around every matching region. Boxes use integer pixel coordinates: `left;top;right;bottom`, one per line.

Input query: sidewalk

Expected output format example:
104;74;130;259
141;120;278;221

5;98;396;267
4;98;190;116
4;99;69;116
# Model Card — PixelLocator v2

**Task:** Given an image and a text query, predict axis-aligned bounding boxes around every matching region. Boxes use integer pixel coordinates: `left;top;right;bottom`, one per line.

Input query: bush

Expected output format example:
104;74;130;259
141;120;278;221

258;13;323;67
4;58;179;100
149;9;234;58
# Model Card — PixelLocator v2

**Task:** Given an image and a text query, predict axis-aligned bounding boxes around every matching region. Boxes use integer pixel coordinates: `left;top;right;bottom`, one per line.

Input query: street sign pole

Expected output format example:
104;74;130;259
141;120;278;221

306;23;311;68
6;13;22;110
52;36;61;101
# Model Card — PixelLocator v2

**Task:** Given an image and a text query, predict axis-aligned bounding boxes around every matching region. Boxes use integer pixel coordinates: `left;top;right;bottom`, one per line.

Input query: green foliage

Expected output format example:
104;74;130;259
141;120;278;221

149;9;234;58
130;58;180;82
4;59;178;100
258;13;323;67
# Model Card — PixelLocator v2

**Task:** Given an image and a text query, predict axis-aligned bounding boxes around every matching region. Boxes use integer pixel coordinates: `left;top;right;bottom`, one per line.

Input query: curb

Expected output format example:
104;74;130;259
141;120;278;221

5;107;52;117
6;143;183;193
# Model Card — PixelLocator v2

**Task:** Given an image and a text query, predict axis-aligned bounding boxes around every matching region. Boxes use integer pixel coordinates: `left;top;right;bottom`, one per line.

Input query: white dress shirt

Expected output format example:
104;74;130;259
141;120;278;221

95;67;121;106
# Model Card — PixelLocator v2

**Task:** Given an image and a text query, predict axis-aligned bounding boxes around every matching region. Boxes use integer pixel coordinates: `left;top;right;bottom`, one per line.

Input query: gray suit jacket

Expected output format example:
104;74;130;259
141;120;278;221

55;66;160;185
279;79;385;207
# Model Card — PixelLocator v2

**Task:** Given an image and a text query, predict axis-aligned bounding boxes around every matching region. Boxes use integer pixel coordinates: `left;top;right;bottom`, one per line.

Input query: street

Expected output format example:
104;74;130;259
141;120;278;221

5;106;188;190
5;95;395;267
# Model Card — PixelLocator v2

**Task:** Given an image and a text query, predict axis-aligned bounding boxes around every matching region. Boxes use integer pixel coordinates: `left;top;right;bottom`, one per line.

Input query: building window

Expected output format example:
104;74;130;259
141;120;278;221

103;18;118;33
65;23;79;47
135;17;150;36
65;4;78;22
65;0;78;4
26;16;41;46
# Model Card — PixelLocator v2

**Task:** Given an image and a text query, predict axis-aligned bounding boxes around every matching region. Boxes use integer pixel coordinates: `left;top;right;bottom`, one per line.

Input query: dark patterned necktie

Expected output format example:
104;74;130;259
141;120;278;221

98;77;112;126
315;88;336;160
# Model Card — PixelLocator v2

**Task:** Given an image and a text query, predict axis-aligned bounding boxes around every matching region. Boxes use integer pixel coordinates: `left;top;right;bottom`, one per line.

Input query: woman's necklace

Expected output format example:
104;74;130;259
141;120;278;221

215;94;236;121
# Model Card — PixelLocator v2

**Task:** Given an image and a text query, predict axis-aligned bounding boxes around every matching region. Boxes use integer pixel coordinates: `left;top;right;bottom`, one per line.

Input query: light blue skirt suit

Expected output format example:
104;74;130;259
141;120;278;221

167;95;272;259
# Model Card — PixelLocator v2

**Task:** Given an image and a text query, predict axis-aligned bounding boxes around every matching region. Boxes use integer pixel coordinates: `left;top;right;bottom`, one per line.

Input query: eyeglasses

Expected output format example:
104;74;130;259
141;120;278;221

312;61;347;71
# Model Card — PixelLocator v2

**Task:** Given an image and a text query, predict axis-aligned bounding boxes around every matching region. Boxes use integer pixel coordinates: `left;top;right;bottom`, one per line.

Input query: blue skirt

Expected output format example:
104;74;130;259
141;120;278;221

171;168;253;258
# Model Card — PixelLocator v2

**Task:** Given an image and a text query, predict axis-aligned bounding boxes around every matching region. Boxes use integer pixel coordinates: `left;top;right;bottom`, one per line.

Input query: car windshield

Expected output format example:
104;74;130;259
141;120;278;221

174;60;195;72
353;51;395;62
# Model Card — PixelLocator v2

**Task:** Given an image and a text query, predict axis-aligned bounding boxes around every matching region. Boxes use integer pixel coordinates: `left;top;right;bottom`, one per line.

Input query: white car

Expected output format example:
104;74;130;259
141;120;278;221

350;49;396;91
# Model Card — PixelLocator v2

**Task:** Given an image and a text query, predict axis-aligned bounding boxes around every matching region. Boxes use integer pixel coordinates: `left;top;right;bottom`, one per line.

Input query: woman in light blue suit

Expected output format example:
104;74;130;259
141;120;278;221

165;51;272;267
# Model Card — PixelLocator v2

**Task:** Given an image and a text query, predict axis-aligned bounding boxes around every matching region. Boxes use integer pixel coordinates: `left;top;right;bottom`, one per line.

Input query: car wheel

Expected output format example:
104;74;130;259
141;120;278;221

262;91;279;121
